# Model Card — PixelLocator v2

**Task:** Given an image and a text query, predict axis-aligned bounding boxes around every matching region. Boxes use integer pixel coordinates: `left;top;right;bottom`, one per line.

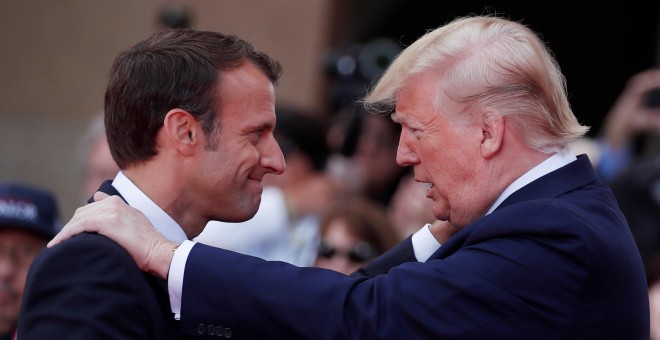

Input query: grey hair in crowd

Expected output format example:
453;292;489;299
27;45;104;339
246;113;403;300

364;15;589;153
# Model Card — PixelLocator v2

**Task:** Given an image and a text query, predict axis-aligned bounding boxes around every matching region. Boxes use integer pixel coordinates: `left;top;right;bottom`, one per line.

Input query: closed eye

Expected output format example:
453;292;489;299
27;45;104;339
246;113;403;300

248;129;265;143
248;125;274;144
402;124;422;140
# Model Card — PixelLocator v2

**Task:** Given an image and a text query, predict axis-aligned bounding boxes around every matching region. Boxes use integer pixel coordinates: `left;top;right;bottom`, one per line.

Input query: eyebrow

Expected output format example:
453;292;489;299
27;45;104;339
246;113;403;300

245;121;274;134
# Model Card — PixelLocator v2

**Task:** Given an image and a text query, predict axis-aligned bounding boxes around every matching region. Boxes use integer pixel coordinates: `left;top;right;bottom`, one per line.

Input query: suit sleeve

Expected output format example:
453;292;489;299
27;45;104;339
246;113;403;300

177;203;620;339
180;235;585;338
18;233;156;339
351;236;416;278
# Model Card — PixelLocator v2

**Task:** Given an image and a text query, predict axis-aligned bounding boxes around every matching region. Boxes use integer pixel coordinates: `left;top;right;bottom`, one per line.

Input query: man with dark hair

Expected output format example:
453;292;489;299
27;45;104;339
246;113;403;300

51;16;648;338
18;29;284;339
0;183;59;340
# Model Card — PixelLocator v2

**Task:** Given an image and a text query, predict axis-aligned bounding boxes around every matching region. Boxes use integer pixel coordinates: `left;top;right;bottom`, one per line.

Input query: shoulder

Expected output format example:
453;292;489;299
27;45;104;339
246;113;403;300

40;232;131;259
465;195;634;266
30;232;141;279
483;187;623;237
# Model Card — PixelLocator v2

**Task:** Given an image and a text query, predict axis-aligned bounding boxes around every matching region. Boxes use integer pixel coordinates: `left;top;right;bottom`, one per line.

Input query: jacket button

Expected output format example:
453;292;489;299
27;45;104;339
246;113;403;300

223;327;233;338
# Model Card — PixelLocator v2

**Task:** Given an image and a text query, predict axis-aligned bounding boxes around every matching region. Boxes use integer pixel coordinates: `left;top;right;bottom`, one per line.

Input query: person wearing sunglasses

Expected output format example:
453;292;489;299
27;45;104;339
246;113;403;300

314;197;400;275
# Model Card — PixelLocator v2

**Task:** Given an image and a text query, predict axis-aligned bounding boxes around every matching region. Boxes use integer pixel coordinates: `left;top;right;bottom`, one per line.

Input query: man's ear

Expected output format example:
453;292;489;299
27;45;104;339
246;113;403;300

162;109;200;156
480;111;504;159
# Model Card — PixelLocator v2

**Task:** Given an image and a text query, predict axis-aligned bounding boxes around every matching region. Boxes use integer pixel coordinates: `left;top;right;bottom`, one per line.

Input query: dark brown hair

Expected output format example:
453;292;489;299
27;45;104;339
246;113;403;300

319;197;401;256
104;29;282;168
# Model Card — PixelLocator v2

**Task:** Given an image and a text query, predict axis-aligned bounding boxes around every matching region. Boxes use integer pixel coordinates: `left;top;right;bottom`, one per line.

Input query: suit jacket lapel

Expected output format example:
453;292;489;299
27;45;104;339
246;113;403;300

89;180;182;334
88;180;127;204
495;155;597;212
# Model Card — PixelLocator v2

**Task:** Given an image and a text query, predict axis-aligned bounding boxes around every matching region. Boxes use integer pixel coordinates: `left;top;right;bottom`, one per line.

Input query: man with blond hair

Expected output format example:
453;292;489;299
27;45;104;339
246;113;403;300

52;16;649;338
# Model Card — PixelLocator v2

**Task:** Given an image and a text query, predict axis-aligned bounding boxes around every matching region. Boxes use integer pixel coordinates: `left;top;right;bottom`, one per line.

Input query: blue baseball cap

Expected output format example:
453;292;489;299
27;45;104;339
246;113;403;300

0;183;61;240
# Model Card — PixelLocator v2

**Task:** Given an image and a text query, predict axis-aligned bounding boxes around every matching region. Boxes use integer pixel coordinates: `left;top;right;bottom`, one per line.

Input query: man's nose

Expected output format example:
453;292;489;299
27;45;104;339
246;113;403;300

396;141;419;167
262;137;286;175
0;253;16;280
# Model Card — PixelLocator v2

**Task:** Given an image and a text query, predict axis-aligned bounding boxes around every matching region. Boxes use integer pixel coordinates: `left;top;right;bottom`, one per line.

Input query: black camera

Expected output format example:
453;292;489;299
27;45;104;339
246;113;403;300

644;88;660;108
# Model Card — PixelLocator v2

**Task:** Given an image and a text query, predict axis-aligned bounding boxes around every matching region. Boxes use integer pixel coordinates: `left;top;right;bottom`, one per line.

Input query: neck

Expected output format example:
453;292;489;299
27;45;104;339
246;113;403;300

123;163;206;239
490;147;552;193
472;140;555;224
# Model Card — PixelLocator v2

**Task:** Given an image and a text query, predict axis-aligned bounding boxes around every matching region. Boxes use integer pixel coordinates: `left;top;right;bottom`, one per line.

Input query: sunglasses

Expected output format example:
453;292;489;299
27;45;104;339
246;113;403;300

317;239;379;263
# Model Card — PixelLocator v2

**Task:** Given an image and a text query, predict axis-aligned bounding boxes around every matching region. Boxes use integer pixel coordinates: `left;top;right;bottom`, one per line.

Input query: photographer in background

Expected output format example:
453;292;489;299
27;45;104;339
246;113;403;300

597;69;660;182
595;69;660;269
596;69;660;338
324;38;408;206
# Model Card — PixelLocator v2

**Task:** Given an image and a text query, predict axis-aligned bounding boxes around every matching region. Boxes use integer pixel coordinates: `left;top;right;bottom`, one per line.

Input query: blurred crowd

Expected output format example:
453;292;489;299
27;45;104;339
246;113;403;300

594;69;660;338
2;17;660;338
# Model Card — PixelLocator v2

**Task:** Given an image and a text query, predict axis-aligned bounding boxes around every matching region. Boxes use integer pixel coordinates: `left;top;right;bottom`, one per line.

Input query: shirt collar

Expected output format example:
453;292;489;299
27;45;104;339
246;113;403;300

485;147;577;215
111;171;188;243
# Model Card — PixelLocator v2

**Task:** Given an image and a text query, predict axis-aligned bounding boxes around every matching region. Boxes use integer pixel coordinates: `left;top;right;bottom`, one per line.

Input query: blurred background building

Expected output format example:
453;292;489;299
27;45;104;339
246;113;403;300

1;0;659;220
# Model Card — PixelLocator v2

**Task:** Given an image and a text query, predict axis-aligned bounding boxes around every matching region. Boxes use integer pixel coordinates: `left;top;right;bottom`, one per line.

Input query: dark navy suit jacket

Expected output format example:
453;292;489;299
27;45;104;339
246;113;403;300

179;155;649;339
18;182;186;339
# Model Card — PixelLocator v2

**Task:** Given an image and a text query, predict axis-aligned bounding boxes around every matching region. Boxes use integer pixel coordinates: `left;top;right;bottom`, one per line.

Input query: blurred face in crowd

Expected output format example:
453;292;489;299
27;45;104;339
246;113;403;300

0;229;46;334
83;134;119;199
351;115;402;197
314;218;375;275
190;62;285;223
388;174;435;238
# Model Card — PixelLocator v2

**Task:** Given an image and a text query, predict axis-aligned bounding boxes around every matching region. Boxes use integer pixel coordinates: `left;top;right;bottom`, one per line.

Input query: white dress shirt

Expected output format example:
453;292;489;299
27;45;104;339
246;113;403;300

111;172;188;319
169;148;578;319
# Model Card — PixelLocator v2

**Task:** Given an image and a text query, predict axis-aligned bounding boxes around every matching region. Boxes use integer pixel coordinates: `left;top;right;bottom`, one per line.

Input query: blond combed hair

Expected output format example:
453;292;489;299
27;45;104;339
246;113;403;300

364;16;589;152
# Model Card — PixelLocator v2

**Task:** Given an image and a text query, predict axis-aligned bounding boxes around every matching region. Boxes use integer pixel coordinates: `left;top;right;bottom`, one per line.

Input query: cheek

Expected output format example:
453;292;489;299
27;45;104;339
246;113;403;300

236;151;260;176
420;140;472;183
13;266;30;295
418;138;450;169
209;144;257;177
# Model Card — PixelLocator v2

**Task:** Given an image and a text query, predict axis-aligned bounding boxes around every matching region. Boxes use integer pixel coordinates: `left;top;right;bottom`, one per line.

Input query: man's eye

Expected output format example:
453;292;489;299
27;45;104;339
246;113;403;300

249;129;266;143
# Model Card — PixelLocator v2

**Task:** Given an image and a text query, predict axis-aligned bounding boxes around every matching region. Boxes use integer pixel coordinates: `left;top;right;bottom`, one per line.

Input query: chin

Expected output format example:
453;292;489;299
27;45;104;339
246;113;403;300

220;212;255;223
432;206;449;221
221;205;260;222
242;207;259;220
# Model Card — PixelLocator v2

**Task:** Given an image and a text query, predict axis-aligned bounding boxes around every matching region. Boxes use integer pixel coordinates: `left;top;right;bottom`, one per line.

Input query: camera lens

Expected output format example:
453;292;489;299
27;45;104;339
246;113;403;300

644;88;660;108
